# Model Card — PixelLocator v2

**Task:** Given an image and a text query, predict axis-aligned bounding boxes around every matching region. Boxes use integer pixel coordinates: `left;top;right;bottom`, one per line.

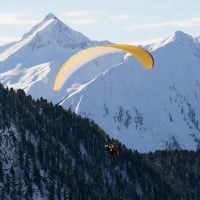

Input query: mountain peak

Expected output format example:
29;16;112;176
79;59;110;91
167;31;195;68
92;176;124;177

0;13;101;64
149;30;195;51
22;13;98;50
43;13;58;21
170;30;193;40
20;13;98;49
20;13;59;40
161;31;194;46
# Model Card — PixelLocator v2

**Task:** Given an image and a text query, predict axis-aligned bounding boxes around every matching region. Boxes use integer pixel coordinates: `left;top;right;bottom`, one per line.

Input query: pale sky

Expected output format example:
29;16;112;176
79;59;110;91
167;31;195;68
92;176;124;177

0;0;200;45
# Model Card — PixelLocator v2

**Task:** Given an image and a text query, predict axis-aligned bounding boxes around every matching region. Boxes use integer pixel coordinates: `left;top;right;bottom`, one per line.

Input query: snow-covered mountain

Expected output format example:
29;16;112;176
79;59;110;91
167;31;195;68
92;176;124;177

0;13;99;65
1;13;200;152
62;31;200;152
0;13;123;102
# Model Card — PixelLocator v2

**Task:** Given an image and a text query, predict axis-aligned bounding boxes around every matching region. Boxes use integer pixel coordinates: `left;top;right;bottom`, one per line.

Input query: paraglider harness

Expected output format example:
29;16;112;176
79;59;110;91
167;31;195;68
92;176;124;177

105;143;120;156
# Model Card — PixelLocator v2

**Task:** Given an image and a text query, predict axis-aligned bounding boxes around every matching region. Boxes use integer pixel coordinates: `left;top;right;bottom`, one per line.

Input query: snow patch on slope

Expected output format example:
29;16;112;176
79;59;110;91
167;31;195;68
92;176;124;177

0;62;51;93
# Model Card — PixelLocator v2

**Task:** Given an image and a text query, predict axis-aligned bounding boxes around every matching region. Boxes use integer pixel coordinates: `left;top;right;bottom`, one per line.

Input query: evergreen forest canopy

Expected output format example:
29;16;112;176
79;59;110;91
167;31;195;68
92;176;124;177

0;83;199;199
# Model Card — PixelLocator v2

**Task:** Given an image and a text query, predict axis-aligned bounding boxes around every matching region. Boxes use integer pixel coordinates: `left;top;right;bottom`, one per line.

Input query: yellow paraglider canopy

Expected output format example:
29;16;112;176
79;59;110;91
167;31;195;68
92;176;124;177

53;44;154;91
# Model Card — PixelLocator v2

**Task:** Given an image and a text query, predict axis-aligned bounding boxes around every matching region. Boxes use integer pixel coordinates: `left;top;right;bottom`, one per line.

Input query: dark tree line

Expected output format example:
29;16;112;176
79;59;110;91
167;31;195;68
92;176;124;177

0;83;199;199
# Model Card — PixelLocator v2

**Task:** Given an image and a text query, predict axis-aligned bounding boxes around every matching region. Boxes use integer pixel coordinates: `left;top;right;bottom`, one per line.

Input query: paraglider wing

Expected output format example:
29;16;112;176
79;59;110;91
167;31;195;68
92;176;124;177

53;44;154;91
106;44;154;69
